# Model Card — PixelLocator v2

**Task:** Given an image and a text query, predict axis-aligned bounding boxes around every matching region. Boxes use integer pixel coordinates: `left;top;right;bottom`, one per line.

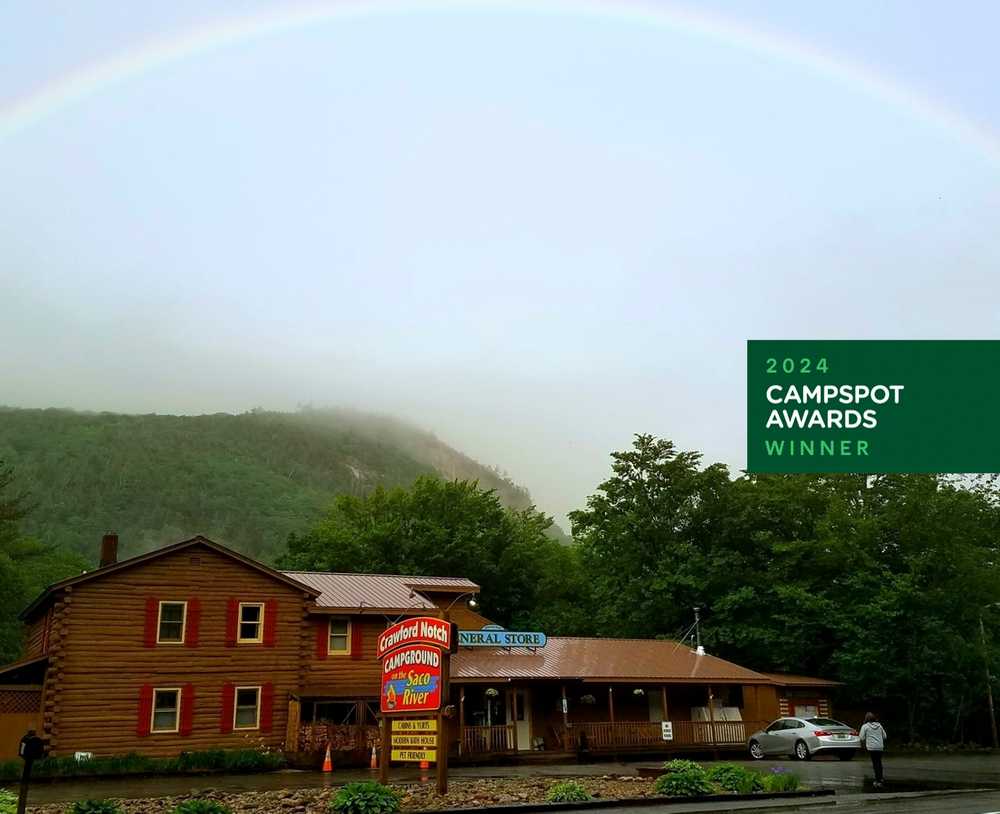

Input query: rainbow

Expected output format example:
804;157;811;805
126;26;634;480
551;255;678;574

2;0;999;166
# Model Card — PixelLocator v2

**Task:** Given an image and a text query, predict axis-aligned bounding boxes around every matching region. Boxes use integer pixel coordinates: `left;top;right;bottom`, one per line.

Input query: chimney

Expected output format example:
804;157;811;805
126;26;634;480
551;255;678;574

100;533;119;568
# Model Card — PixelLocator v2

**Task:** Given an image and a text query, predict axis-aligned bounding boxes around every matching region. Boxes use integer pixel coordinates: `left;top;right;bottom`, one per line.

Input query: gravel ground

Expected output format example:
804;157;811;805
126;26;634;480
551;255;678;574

28;776;656;814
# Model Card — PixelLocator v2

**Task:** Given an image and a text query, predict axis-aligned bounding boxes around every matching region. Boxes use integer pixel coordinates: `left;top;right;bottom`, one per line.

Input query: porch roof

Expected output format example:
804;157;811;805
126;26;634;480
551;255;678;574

451;637;772;685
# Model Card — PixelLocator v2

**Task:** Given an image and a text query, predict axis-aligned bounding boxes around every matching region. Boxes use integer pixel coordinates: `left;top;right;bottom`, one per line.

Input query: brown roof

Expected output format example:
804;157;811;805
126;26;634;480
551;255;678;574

20;536;320;621
761;672;843;688
281;571;479;612
452;637;772;685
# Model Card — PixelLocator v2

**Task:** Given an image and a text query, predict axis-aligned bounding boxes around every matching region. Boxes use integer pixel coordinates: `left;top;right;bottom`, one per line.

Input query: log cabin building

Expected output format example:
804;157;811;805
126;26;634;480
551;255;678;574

0;535;839;762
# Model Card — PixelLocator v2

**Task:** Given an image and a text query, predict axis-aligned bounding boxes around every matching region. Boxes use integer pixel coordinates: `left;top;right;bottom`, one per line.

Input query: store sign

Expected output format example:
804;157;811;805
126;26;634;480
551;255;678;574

458;625;547;648
661;721;673;741
377;616;454;658
381;644;443;713
392;748;437;762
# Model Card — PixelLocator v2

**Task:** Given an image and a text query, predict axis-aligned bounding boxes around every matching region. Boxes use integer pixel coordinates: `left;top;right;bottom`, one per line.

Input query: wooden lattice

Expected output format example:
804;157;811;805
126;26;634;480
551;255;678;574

0;689;41;713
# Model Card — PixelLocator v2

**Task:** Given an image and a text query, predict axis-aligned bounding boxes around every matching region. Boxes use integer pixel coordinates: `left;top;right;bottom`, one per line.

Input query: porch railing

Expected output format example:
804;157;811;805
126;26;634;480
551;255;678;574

462;724;516;755
571;720;766;750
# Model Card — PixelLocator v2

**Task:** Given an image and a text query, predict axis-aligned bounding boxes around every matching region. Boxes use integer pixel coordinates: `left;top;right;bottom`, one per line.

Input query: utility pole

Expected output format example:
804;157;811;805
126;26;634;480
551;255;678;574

980;614;999;749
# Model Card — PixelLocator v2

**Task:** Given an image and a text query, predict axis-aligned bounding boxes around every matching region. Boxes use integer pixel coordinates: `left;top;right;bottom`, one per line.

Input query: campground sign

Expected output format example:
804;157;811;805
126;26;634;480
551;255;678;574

377;616;454;658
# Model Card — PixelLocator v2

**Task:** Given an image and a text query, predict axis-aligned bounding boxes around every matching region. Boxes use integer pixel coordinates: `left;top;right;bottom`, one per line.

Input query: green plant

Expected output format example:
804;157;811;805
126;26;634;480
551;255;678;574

171;801;232;814
763;769;801;793
707;763;764;794
330;782;402;814
661;759;703;774
546;782;591;803
653;767;713;797
1;788;18;814
67;801;123;814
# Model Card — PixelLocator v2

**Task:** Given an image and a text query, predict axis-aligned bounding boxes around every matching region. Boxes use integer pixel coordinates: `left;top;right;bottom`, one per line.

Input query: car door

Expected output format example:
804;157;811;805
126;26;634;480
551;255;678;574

778;719;805;754
758;719;786;754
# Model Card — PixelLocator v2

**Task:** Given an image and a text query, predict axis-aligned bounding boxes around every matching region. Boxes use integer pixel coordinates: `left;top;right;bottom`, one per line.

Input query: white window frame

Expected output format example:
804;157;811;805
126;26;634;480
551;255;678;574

151;687;182;734
233;685;261;730
237;602;265;643
156;601;187;645
328;617;351;656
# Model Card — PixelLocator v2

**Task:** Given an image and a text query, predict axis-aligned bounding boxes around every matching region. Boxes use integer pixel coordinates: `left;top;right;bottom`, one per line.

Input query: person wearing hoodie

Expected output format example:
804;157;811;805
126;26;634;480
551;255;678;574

858;711;887;787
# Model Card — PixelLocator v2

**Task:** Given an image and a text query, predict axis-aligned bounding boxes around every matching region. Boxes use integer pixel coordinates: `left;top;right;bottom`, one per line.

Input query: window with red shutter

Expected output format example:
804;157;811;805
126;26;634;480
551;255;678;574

179;683;195;735
225;598;239;647
260;682;274;733
136;684;154;736
350;619;363;660
315;620;328;660
144;598;158;648
220;683;235;733
263;599;278;647
185;598;201;648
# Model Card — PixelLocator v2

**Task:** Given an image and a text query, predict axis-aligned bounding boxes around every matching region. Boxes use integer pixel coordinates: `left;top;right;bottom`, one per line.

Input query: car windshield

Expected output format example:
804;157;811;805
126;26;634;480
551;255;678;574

806;718;847;727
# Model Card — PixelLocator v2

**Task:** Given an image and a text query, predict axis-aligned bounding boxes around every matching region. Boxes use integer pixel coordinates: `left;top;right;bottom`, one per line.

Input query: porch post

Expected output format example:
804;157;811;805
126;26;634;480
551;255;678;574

707;686;719;760
458;688;465;756
511;688;519;751
661;686;668;721
608;686;615;722
285;696;301;752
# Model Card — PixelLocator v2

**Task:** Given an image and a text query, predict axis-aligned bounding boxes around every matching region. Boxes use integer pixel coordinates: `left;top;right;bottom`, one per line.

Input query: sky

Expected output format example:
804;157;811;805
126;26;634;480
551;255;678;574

1;0;999;526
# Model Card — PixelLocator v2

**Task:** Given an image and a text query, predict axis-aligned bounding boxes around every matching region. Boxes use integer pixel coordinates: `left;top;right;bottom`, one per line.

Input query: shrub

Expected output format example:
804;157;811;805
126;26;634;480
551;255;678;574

653;766;713;797
67;801;123;814
171;801;232;814
707;763;764;794
764;768;800;793
661;759;703;774
546;782;591;803
330;782;402;814
1;789;18;814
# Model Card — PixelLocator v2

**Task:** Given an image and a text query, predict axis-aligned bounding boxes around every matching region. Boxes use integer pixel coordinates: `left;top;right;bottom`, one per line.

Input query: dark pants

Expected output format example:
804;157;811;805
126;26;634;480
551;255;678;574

869;750;884;783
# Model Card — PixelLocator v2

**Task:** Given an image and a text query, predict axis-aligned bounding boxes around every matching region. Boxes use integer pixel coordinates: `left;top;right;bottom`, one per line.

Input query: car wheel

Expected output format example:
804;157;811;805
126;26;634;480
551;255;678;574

837;751;855;761
794;740;811;761
749;741;765;760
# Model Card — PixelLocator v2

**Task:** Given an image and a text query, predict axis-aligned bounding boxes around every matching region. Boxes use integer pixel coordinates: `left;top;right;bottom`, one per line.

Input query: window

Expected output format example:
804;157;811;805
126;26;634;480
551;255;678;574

328;618;350;654
234;686;261;729
151;688;180;732
238;603;264;643
157;601;187;644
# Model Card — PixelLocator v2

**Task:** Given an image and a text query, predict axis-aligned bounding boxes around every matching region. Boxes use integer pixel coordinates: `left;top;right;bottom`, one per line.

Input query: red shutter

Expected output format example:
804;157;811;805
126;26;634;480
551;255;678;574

263;599;278;647
136;684;153;736
225;598;239;647
260;682;274;733
144;597;159;648
185;598;201;648
315;619;328;660
220;683;235;733
179;683;195;736
350;620;363;660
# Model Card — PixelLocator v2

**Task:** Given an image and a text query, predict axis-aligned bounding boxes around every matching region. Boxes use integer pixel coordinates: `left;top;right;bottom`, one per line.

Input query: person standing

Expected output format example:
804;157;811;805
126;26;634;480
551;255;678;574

858;712;887;788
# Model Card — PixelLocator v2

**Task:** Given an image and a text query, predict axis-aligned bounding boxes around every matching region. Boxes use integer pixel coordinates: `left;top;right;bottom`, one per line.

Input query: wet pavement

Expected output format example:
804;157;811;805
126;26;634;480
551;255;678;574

7;753;1000;805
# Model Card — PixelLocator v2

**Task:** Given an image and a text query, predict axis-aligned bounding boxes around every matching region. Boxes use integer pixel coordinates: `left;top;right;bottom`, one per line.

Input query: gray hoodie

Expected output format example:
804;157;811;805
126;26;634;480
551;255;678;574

859;721;887;751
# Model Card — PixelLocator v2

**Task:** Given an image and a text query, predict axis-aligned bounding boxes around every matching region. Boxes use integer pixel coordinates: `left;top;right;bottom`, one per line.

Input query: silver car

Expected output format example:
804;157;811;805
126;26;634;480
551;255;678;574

748;716;860;761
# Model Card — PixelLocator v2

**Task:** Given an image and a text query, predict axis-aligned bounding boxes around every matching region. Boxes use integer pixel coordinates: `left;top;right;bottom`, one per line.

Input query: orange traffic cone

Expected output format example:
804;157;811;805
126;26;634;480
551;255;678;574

322;744;333;773
419;759;430;770
370;745;378;770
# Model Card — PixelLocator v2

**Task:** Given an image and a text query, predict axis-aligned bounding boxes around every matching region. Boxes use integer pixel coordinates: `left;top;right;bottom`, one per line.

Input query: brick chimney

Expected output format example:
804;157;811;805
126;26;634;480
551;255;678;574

100;533;119;568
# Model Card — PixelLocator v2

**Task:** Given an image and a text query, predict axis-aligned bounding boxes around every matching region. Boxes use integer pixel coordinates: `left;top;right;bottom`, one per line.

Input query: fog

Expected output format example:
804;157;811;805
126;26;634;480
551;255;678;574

2;1;999;524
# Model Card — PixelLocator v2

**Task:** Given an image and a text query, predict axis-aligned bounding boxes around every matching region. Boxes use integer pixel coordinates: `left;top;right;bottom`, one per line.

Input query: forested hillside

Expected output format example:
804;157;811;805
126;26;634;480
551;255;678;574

0;406;550;562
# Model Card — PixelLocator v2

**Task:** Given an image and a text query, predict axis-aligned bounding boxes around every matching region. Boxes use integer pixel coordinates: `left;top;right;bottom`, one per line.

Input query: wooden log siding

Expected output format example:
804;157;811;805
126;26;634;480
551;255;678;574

299;616;386;698
48;543;306;757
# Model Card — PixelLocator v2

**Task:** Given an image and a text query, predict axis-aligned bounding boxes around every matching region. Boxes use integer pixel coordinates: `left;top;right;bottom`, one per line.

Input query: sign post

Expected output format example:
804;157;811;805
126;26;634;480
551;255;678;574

17;730;44;814
377;616;455;795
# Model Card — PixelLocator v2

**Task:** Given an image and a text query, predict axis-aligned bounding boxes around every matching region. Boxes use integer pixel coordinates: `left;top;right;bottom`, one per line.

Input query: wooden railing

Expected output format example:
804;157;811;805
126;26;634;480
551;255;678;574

462;724;516;755
571;720;766;750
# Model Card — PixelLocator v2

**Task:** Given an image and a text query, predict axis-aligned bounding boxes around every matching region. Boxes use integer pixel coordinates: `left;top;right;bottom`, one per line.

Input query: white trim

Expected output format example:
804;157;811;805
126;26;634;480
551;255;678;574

233;685;261;730
328;617;351;656
151;687;181;734
237;602;265;643
156;601;187;645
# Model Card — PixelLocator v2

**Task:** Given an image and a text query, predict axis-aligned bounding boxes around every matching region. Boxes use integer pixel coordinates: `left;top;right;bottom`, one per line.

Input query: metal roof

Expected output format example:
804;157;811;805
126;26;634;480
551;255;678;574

451;637;773;684
760;672;843;688
281;571;479;611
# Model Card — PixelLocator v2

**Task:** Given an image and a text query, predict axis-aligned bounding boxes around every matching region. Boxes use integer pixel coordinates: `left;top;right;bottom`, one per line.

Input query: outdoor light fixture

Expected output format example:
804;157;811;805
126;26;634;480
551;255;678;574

467;595;480;611
633;688;645;696
485;688;499;698
580;694;596;705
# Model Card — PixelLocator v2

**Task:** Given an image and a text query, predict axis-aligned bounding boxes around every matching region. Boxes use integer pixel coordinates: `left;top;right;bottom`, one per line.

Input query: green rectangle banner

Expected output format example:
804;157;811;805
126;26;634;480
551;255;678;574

747;340;1000;473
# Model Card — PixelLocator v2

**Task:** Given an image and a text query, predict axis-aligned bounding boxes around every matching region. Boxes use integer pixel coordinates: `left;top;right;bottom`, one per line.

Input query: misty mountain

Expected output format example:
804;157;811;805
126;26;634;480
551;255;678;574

0;406;567;562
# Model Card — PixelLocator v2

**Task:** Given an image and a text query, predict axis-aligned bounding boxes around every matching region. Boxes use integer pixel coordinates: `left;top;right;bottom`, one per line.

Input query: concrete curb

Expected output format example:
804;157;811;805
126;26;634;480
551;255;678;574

410;789;835;814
